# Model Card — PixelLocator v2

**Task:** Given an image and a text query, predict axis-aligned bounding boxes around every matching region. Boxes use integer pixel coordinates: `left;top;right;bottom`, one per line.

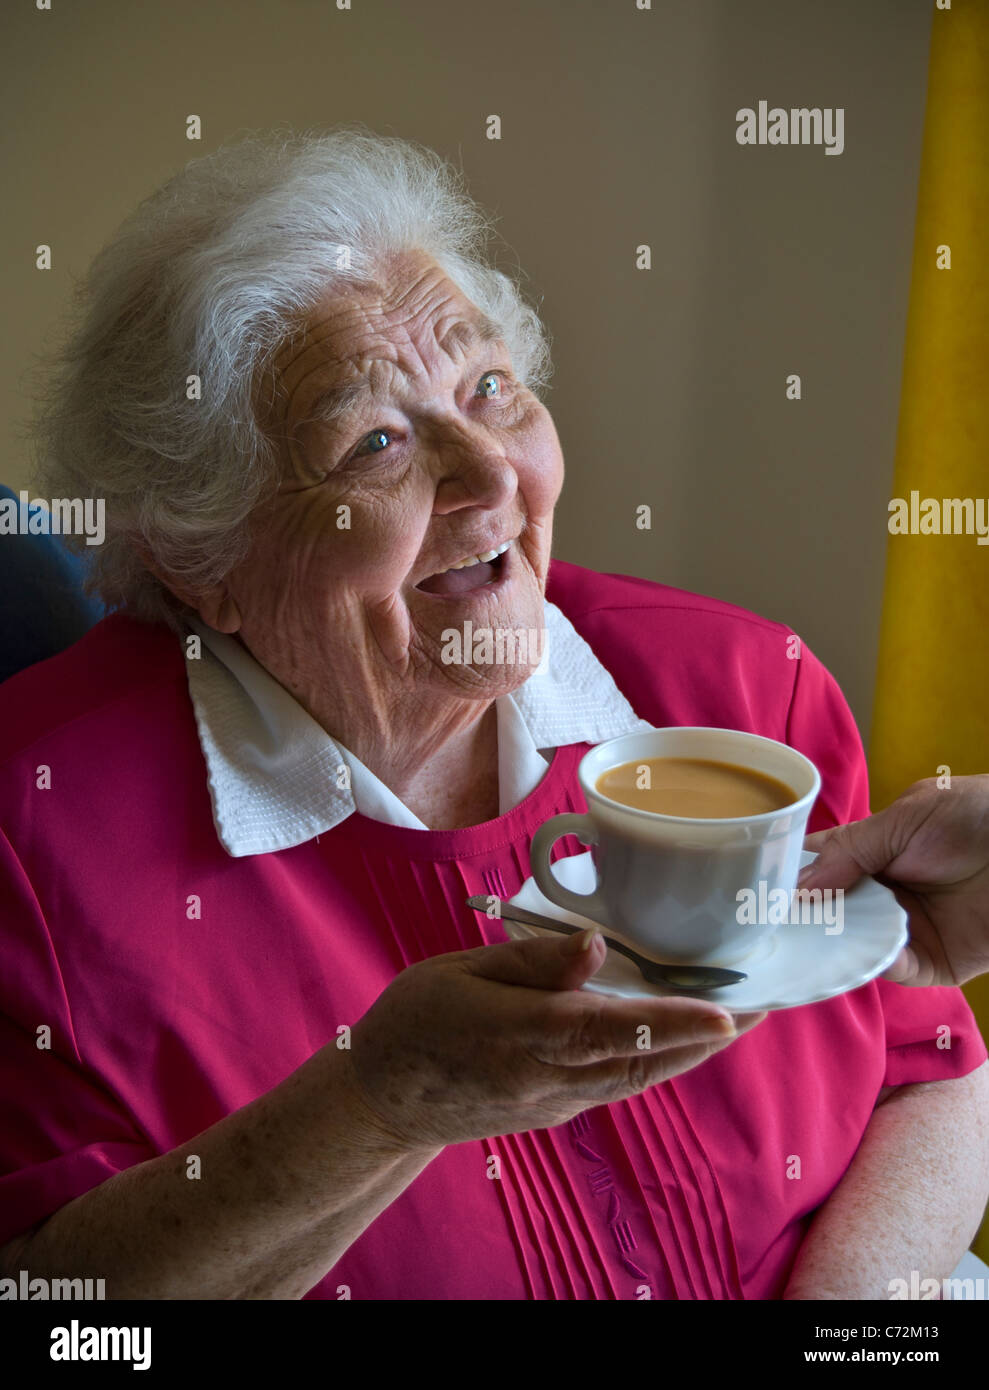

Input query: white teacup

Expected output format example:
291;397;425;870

530;727;821;966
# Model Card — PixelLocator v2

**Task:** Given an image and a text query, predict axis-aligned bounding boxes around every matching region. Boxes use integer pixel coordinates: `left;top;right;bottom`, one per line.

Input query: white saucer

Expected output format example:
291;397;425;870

504;851;908;1013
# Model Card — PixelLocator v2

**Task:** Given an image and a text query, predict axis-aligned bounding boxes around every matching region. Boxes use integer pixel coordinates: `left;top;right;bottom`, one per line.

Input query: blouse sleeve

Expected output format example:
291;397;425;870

784;638;988;1086
0;825;157;1249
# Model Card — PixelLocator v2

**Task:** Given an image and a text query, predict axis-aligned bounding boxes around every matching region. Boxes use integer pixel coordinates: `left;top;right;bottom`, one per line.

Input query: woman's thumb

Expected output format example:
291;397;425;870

470;928;606;990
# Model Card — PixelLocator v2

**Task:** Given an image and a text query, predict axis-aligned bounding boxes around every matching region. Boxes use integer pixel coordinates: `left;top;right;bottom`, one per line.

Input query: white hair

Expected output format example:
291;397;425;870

31;124;554;627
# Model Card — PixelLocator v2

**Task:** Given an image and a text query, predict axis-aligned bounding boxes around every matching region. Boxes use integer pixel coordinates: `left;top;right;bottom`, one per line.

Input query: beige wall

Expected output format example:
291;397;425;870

1;0;931;748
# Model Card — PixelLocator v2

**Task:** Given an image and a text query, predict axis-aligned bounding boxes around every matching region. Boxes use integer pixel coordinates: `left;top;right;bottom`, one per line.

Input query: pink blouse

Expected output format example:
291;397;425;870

0;560;983;1298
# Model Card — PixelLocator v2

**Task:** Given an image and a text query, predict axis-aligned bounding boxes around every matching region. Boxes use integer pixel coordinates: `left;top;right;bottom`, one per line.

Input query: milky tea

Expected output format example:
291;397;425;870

594;757;797;820
529;728;821;965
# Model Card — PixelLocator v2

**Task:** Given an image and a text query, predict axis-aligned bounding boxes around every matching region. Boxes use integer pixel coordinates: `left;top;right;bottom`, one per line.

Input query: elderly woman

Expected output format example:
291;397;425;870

0;128;986;1301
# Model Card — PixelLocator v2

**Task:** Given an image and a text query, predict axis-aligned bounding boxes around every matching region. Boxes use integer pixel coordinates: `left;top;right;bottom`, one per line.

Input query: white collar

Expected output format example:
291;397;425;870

183;600;652;857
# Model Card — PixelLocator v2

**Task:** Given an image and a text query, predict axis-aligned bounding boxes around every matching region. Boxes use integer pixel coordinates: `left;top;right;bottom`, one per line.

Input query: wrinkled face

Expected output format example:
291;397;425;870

218;250;564;704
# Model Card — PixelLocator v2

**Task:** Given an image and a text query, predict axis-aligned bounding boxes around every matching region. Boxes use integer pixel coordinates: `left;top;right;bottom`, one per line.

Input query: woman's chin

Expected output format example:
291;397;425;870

410;586;548;694
427;647;544;701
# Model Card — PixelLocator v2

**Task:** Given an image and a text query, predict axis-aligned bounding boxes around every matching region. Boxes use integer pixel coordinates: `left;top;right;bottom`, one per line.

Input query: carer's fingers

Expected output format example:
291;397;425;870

799;823;876;890
881;946;922;986
801;783;951;891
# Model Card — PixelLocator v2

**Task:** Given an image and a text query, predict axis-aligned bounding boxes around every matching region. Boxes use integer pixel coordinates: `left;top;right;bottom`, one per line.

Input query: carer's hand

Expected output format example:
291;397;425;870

800;775;989;987
342;930;766;1152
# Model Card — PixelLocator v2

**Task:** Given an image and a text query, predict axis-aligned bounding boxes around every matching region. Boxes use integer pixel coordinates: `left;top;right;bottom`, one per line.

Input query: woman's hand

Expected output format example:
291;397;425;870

341;930;766;1152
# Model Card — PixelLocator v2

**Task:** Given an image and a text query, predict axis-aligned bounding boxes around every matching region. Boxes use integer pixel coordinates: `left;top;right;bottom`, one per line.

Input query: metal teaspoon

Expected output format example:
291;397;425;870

465;896;747;990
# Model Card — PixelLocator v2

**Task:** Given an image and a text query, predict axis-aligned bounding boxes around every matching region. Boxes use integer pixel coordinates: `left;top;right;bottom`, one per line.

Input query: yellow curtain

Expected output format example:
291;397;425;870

868;0;989;1262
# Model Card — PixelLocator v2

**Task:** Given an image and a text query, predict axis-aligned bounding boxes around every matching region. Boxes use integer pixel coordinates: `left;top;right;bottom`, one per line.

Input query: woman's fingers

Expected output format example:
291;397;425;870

579;1039;744;1097
464;934;766;1069
465;933;749;1050
523;988;740;1067
558;1010;770;1103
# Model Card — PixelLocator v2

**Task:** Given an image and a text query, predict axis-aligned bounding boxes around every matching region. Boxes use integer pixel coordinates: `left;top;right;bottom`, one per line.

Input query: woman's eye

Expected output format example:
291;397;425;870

355;428;392;457
476;371;503;399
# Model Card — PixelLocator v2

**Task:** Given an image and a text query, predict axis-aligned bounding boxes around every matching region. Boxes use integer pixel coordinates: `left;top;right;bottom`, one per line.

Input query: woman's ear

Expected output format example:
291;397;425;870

193;589;243;635
136;546;242;634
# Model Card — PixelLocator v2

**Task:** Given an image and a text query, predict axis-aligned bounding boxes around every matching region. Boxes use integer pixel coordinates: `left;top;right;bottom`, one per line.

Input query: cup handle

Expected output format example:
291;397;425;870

530;814;609;922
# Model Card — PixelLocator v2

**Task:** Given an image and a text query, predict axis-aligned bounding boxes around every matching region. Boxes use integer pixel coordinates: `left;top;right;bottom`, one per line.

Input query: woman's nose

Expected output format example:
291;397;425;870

430;431;518;514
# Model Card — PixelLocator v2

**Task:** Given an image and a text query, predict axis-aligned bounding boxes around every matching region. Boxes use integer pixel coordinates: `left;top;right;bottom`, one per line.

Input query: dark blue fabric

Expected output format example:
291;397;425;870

0;485;106;684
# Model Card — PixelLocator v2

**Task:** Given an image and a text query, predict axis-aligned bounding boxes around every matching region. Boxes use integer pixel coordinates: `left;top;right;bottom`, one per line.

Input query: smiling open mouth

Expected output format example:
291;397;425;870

415;540;512;596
